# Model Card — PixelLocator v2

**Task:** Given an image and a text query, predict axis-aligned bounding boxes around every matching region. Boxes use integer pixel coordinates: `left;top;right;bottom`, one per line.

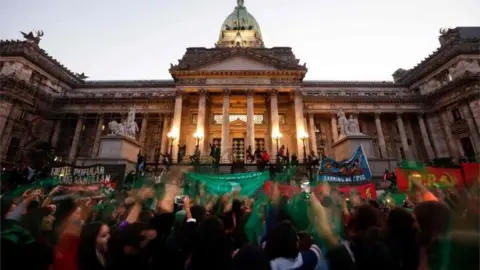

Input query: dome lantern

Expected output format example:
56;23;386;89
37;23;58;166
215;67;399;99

216;0;264;48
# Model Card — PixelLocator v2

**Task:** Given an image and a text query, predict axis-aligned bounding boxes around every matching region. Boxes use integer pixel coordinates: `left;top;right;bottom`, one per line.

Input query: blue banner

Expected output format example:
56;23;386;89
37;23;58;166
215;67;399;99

318;146;372;184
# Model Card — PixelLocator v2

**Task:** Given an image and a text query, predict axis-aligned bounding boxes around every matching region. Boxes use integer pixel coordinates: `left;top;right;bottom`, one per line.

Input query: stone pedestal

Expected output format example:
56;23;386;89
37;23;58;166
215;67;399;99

333;135;375;160
97;135;141;162
332;135;397;178
76;135;141;177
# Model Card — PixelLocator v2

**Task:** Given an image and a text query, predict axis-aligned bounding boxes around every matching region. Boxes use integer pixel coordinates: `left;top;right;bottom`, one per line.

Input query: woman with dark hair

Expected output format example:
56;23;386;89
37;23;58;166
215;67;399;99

233;243;271;270
187;216;233;270
265;220;321;270
384;207;419;270
78;222;110;270
413;201;452;270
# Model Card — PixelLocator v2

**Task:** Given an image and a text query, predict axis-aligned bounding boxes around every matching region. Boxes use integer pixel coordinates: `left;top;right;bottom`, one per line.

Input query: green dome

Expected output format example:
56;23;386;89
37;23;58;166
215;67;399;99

218;1;263;44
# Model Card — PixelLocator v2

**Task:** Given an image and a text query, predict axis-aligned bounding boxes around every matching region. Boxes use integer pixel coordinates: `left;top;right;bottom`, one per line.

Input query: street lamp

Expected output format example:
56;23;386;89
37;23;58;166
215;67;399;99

167;130;177;156
299;132;308;162
193;131;203;147
272;130;282;151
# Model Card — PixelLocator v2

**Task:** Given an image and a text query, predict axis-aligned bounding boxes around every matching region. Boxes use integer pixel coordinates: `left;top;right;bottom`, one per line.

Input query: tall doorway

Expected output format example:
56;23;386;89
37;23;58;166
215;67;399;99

460;137;475;157
232;138;245;161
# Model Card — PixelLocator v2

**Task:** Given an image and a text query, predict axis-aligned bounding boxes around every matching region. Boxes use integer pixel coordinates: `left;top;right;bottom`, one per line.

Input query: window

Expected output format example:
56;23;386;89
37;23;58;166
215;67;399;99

192;114;198;124
451;108;462;122
213;114;264;124
278;114;286;124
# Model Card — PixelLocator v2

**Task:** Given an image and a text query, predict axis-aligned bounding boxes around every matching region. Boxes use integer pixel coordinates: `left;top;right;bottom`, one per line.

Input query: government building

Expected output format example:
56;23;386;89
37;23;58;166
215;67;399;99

1;1;479;169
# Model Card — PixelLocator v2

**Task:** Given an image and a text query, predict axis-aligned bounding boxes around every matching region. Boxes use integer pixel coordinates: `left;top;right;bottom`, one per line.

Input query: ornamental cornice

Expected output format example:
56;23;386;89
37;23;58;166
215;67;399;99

171;70;306;78
396;41;480;85
0;40;82;86
424;72;479;100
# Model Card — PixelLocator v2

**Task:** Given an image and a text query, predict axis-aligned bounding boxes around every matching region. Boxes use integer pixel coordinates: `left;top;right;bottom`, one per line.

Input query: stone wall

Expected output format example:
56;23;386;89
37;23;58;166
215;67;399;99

425;114;449;157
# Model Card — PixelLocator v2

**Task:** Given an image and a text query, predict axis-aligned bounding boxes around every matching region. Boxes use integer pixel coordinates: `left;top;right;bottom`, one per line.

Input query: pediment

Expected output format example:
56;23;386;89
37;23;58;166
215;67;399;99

199;56;277;71
230;118;247;127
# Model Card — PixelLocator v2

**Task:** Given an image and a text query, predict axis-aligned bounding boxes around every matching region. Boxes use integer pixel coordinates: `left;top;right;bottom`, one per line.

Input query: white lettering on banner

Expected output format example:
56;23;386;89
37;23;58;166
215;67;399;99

321;174;367;183
51;166;111;185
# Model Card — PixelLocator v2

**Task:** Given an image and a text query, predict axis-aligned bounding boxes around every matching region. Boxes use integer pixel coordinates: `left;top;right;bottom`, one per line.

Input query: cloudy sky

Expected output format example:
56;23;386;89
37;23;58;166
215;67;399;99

1;0;479;81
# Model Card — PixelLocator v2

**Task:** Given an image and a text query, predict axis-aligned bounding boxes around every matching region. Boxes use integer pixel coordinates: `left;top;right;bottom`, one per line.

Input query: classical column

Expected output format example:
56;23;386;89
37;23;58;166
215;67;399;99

160;114;171;155
171;90;183;163
196;89;207;153
0;102;14;158
294;90;307;160
68;116;84;163
0;101;13;140
416;113;435;160
246;89;255;152
307;113;318;155
439;111;459;159
330;113;338;142
269;89;280;157
396;113;412;160
460;102;480;152
139;115;148;150
220;89;230;163
51;119;62;150
374;112;388;158
91;115;104;157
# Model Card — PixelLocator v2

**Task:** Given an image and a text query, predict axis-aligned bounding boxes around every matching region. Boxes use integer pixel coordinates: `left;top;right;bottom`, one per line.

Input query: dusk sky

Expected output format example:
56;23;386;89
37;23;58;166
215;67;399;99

1;0;479;81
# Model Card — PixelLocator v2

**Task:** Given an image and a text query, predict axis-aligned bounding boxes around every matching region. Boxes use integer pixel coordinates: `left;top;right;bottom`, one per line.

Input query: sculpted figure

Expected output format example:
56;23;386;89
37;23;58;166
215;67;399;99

347;115;362;135
337;109;349;136
107;107;138;139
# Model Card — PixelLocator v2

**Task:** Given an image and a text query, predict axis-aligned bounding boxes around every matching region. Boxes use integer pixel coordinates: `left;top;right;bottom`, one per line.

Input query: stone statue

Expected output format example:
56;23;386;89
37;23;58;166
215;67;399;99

237;0;244;7
337;109;364;138
108;107;139;139
20;30;44;45
337;109;349;136
348;115;361;134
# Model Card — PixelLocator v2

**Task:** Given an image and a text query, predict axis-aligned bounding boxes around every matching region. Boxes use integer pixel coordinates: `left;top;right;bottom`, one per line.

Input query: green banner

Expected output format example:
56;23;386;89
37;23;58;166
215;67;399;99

185;171;268;197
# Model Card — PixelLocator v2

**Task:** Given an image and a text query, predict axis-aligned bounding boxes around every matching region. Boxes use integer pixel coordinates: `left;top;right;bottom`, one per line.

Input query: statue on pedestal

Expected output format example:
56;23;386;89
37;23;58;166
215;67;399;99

337;109;349;136
337;109;364;137
108;107;139;139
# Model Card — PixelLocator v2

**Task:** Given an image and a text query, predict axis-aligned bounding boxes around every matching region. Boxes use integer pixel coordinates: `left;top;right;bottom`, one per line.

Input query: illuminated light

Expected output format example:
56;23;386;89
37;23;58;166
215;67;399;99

101;124;105;130
167;127;179;140
272;130;282;140
193;131;203;140
298;130;308;140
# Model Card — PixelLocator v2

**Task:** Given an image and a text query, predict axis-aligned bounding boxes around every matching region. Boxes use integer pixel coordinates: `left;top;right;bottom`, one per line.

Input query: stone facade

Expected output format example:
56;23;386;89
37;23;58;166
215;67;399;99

1;4;479;166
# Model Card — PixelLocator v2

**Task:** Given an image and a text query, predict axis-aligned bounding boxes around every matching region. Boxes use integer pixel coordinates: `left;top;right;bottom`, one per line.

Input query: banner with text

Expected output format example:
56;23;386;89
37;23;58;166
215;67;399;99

263;181;377;200
318;146;372;184
50;164;126;192
395;167;464;191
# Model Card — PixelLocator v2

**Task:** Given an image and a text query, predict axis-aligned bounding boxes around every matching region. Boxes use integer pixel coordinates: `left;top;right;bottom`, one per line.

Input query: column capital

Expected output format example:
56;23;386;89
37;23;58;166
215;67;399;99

374;111;382;118
175;89;184;97
396;112;403;118
416;112;426;117
198;88;208;96
246;89;255;96
293;89;303;97
223;88;231;96
268;89;278;96
330;111;337;118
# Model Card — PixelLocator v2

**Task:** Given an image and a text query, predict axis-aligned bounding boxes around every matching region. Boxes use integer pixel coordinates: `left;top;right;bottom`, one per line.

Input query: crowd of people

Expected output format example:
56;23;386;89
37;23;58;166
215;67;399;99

1;168;479;270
